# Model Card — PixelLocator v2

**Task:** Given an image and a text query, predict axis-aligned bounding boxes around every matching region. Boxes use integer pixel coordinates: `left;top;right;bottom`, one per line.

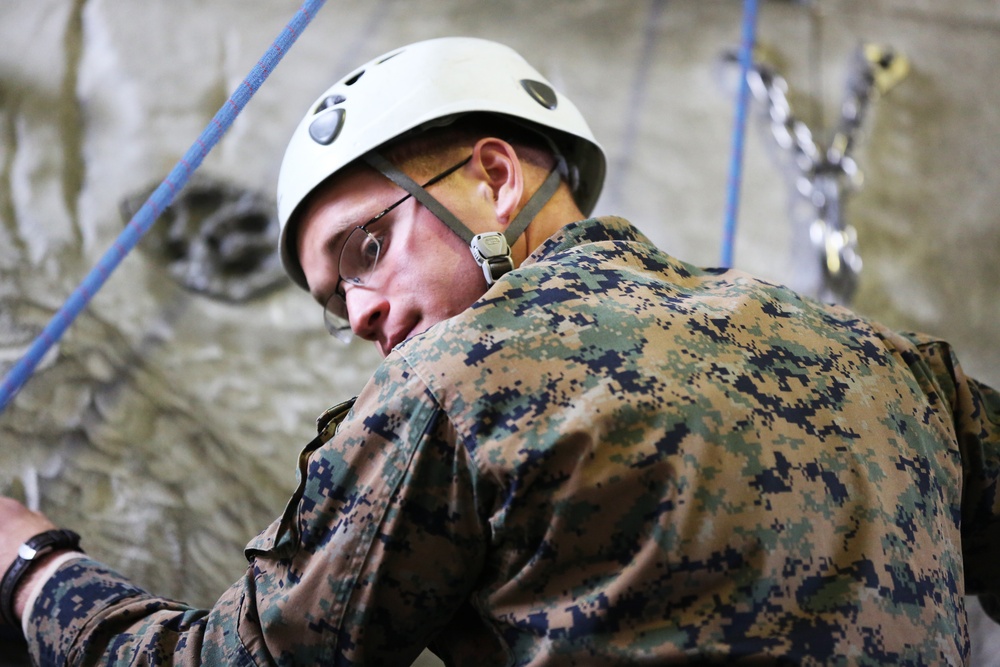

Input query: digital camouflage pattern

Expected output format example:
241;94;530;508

25;217;1000;665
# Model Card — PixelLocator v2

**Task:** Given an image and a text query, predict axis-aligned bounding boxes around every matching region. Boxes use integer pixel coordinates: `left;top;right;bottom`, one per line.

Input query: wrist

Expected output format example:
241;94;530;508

0;529;83;634
12;548;75;621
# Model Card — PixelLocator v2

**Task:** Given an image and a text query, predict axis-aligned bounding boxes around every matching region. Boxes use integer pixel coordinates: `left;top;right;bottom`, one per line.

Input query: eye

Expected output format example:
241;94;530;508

359;232;380;265
338;225;380;284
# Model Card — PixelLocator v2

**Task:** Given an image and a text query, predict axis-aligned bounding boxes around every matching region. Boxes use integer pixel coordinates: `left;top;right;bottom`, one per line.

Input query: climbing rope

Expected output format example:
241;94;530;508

720;0;760;268
0;0;327;412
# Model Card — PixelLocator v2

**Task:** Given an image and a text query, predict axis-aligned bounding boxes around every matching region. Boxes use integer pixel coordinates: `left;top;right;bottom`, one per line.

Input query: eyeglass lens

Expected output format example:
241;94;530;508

323;225;382;337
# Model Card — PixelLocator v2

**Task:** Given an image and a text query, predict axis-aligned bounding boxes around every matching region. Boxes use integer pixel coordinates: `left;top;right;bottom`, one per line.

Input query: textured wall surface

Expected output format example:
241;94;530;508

1;1;998;665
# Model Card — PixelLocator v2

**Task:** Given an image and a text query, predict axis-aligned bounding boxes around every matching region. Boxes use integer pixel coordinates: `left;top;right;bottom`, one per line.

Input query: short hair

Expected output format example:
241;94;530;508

380;112;557;176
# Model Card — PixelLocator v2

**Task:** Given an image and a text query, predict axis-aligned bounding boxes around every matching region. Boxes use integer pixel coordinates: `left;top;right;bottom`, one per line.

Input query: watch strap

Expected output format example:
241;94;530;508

0;529;82;631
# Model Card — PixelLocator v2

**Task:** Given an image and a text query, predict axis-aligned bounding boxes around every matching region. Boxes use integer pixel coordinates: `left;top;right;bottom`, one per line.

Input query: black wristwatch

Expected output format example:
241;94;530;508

0;529;82;631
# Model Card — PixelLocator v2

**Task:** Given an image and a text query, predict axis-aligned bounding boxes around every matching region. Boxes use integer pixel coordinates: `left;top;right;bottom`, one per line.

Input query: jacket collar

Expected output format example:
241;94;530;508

521;216;654;268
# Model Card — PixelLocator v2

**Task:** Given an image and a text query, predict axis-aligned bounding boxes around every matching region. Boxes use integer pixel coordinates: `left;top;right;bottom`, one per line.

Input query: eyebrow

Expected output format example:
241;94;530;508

319;197;388;262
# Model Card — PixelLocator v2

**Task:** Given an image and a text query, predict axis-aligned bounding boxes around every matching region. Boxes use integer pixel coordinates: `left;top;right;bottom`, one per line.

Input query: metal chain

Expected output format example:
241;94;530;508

740;43;908;305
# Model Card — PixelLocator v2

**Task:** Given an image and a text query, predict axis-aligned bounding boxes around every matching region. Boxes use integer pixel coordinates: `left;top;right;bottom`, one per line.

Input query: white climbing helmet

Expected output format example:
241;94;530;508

276;36;606;290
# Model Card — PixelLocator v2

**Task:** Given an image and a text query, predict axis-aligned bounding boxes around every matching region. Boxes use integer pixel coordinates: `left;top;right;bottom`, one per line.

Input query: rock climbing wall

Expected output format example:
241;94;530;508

1;1;998;664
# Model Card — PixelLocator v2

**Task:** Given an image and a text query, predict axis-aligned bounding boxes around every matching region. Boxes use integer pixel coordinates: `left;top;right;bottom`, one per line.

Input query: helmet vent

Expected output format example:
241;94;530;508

377;50;403;65
344;70;365;86
521;79;558;110
315;94;346;114
309;108;346;145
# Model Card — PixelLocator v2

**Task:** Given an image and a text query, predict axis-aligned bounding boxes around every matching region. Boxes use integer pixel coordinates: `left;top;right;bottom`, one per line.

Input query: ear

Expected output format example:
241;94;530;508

471;137;523;227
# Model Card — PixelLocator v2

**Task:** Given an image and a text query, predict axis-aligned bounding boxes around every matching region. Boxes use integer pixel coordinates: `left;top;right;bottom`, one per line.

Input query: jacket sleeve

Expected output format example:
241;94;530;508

949;355;1000;619
25;354;488;665
895;331;1000;620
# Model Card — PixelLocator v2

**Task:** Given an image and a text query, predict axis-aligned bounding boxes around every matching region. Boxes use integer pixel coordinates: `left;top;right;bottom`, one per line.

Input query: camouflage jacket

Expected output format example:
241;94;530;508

26;217;1000;665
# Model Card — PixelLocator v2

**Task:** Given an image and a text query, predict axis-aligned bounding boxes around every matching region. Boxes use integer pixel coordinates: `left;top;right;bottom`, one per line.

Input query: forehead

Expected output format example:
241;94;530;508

297;167;395;250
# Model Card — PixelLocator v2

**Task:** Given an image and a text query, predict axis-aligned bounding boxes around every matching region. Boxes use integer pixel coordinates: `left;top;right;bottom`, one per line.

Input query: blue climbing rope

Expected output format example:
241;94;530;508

0;0;327;412
720;0;760;268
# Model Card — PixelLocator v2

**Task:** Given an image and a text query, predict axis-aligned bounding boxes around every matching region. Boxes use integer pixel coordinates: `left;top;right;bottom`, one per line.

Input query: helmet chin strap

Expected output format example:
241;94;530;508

362;150;563;285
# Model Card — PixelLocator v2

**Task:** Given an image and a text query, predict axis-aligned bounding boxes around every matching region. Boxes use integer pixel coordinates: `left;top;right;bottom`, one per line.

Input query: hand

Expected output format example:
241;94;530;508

0;497;58;626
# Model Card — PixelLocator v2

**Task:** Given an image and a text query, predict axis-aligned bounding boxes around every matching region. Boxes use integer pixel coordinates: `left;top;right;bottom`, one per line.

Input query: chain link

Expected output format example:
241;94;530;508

736;43;908;305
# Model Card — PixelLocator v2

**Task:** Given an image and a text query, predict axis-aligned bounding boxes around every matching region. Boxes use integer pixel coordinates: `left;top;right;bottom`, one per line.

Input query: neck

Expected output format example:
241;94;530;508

510;182;586;266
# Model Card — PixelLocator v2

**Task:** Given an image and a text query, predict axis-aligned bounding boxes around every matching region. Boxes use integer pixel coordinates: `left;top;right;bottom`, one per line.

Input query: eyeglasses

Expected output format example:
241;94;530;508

323;155;472;342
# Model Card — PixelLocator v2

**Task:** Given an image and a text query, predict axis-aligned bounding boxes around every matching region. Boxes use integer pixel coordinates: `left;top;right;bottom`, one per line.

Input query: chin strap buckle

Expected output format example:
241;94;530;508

470;232;514;286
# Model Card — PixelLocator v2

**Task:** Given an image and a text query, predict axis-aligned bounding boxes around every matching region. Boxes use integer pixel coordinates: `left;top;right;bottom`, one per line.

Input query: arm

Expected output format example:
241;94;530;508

946;354;1000;618
893;331;1000;618
238;359;488;665
0;498;65;629
15;356;488;665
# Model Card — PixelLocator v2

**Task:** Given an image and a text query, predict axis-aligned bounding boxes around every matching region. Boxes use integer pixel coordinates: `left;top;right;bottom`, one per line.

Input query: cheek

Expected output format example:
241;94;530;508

411;241;485;310
392;211;488;312
426;251;481;294
399;215;471;276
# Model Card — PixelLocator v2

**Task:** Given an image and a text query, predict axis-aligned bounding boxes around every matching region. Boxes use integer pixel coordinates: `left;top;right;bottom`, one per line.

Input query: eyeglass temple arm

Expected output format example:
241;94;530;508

363;152;476;244
363;150;563;279
363;151;561;285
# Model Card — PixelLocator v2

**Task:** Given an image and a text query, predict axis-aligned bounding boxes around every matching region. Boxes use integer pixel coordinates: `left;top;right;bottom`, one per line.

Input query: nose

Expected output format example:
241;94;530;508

344;285;389;346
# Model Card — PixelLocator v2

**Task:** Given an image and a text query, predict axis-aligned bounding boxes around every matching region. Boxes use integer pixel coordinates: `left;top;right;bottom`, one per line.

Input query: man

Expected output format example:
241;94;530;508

2;36;999;666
